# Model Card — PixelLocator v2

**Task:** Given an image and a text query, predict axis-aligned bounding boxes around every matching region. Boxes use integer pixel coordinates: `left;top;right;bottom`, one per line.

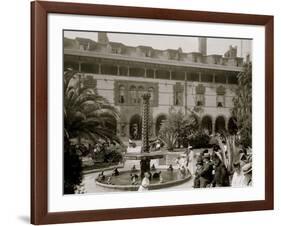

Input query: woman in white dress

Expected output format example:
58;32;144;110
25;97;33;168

231;162;244;187
187;146;196;175
138;172;150;192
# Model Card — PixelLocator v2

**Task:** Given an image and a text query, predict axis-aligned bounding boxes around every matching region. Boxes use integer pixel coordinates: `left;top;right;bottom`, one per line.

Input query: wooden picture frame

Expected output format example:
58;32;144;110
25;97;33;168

31;1;274;224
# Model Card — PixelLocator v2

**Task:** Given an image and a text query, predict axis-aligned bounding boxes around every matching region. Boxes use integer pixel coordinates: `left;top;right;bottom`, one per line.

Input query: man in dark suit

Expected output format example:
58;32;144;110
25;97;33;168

212;152;230;187
199;153;214;188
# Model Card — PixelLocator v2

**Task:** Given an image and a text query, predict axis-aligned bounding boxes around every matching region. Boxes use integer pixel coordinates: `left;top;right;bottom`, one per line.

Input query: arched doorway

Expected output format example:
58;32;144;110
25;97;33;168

215;116;226;134
155;115;167;136
228;117;238;135
201;115;212;135
129;114;142;140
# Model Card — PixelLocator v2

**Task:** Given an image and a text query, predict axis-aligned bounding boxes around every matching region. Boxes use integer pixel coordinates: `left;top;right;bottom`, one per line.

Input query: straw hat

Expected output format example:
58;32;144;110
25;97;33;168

242;163;252;174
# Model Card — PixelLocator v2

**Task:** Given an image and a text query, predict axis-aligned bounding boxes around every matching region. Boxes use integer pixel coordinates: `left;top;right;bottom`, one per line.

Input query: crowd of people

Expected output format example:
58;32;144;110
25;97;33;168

96;135;252;191
192;139;252;188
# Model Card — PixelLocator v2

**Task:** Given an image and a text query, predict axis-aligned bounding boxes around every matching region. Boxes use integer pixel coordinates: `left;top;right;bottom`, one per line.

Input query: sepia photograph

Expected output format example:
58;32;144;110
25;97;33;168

63;30;252;195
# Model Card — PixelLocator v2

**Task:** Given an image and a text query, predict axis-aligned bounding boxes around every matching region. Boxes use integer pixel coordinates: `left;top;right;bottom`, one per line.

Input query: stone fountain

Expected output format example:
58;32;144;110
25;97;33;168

95;93;191;191
125;93;165;178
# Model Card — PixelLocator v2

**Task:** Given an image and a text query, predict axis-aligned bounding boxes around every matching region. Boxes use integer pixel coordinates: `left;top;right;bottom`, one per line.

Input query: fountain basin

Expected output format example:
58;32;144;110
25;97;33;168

125;150;166;160
95;169;192;191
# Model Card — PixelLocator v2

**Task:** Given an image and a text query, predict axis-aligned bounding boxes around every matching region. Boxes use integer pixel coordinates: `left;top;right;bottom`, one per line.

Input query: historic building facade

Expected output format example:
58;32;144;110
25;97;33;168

64;32;244;140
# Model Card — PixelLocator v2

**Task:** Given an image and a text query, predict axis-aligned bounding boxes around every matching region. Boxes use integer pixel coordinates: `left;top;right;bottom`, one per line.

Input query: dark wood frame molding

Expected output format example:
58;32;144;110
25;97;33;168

31;1;274;224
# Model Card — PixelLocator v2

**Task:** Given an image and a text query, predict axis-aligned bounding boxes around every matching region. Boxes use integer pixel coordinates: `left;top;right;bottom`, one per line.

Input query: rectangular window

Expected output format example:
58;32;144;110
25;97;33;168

171;71;185;81
215;74;226;83
190;72;199;81
174;91;183;106
201;73;213;83
146;69;154;78
196;94;205;106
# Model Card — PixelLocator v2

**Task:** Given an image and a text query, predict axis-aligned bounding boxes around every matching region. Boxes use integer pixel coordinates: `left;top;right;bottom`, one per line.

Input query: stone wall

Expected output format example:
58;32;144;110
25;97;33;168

82;73;237;138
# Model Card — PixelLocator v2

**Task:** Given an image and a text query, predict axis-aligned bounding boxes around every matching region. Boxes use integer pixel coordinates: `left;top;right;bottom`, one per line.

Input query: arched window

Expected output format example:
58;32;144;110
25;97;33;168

118;85;125;103
215;116;226;134
129;115;142;140
129;85;137;104
201;115;213;135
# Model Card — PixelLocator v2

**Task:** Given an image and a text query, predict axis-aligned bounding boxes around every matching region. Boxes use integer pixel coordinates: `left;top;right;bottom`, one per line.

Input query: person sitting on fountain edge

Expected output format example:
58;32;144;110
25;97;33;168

167;164;174;171
97;171;105;182
152;171;161;180
112;168;120;176
151;164;156;171
107;176;113;185
130;173;139;185
179;165;187;178
131;165;137;172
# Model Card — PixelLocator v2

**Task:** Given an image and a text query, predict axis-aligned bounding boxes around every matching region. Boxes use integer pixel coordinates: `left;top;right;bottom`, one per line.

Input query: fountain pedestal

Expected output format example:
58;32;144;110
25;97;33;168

140;93;151;177
125;93;165;177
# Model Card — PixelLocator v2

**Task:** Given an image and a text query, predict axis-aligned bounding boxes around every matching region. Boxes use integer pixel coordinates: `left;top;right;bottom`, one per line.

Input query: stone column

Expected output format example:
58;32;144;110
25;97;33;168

140;93;151;177
117;65;120;76
141;93;151;153
212;73;216;83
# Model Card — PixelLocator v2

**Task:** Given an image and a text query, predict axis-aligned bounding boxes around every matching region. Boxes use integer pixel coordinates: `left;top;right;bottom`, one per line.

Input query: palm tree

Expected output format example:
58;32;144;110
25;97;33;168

215;134;239;173
158;108;199;150
63;68;121;194
232;62;252;148
64;68;121;146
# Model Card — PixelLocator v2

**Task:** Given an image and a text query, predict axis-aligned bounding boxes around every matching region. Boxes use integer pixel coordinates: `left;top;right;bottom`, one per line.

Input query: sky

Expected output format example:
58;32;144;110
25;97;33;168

64;30;252;58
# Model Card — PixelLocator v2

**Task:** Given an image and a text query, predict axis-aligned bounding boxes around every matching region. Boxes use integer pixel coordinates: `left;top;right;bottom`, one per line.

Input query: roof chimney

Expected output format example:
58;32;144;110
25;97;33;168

198;37;207;55
98;32;109;44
